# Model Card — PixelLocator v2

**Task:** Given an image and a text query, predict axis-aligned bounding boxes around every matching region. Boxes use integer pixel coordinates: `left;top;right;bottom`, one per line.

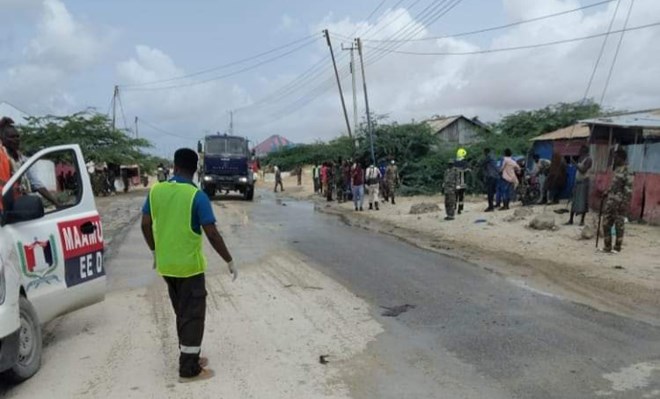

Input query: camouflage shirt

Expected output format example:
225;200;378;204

605;165;632;212
443;167;459;195
385;165;399;184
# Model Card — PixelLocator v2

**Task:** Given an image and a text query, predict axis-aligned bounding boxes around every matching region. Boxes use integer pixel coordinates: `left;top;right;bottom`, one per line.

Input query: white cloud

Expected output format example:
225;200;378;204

116;45;252;147
278;14;297;31
240;0;660;143
0;0;109;114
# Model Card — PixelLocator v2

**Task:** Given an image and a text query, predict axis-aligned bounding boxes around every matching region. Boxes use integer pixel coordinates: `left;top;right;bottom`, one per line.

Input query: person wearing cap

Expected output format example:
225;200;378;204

141;148;236;383
384;160;400;205
455;148;469;214
443;158;459;220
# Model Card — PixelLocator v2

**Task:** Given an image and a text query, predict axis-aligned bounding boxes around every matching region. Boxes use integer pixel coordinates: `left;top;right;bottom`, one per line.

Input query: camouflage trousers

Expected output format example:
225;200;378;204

445;192;457;218
383;180;396;204
602;211;625;251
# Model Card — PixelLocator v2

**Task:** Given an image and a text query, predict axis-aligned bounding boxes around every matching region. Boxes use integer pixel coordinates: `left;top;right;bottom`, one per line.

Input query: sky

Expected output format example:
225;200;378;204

0;0;659;157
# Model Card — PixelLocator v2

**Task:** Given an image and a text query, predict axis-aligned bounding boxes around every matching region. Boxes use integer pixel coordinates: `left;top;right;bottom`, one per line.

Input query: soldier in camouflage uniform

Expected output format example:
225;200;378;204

602;150;633;253
443;159;459;221
383;160;400;205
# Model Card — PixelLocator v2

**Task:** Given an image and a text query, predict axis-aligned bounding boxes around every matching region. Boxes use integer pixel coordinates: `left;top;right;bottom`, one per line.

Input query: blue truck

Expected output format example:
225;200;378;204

198;134;254;201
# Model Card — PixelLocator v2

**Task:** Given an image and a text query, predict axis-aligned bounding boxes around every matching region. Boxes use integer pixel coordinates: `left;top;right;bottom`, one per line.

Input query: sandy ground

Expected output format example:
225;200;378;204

2;200;383;399
266;170;660;324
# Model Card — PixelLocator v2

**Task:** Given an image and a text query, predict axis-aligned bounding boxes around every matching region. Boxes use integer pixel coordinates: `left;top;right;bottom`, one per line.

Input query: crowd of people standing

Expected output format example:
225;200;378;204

310;159;400;212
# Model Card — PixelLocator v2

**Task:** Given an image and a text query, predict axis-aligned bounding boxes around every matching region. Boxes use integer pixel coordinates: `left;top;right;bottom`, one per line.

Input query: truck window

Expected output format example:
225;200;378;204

205;138;246;156
17;149;83;214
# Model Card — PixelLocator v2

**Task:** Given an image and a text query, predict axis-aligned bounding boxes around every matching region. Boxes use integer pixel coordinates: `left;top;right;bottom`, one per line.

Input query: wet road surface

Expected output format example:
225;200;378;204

240;191;660;398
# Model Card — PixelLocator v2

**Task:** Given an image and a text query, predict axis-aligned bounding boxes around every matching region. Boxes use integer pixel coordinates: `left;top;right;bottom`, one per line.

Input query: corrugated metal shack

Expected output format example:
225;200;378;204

529;124;591;199
582;109;660;225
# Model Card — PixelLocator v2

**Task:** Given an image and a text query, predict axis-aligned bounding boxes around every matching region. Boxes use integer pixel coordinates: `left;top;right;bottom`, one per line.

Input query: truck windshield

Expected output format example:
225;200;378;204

205;137;246;156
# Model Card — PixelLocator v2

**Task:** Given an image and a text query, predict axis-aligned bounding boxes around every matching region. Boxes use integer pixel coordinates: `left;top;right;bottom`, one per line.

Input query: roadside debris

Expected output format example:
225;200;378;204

529;213;556;230
381;304;416;317
409;203;440;215
319;355;329;365
580;224;595;240
505;207;534;222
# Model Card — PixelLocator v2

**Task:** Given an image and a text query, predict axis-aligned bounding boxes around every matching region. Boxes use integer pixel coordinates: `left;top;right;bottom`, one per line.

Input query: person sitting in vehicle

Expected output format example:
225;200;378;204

0;117;61;207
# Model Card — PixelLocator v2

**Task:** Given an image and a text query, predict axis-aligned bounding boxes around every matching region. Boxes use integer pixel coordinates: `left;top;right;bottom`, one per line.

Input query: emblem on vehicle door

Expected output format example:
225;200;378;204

17;235;60;291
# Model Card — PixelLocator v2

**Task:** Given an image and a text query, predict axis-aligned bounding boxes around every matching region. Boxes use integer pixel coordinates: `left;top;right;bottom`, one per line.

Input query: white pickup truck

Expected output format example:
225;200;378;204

0;144;106;383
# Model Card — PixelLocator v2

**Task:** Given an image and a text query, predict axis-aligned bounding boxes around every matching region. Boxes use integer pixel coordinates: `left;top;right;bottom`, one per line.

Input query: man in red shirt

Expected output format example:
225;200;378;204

351;161;365;211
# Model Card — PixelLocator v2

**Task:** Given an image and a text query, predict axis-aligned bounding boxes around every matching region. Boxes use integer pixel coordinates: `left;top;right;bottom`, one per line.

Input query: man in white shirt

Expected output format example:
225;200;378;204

365;163;382;211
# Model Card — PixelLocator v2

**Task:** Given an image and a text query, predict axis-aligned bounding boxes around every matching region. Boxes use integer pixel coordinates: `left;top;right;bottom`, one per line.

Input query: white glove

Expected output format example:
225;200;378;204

228;260;237;282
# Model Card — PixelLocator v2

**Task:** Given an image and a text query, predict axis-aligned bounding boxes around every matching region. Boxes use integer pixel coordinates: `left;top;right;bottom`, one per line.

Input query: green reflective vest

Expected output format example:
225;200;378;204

149;181;206;277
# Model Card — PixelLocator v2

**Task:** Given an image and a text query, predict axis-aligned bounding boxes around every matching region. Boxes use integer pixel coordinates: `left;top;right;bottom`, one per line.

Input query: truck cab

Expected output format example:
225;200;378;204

198;134;254;201
0;144;105;383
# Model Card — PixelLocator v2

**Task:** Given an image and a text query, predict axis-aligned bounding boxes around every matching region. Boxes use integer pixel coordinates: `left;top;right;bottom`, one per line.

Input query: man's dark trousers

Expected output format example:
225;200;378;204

164;274;207;378
486;177;497;209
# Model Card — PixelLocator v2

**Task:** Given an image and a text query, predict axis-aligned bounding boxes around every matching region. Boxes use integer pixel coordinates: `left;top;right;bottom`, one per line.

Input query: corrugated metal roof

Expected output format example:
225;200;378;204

581;109;660;129
530;123;590;141
425;116;461;133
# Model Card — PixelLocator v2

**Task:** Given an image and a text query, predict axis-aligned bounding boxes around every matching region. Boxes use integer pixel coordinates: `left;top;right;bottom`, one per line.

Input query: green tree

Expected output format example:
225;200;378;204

496;100;601;138
20;111;155;171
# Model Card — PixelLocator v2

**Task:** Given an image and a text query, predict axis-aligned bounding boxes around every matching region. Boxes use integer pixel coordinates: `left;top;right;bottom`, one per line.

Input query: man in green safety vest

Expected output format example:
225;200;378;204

141;148;236;383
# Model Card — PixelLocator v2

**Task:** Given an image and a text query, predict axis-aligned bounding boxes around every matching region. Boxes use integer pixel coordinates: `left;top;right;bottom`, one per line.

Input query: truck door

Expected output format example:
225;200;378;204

1;145;105;325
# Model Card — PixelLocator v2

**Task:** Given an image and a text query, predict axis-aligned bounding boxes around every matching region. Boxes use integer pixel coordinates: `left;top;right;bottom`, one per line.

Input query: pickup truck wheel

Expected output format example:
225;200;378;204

2;297;42;383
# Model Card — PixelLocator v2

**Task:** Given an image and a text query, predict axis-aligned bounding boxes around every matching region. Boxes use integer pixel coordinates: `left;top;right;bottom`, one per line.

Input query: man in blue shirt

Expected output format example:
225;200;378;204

141;148;235;383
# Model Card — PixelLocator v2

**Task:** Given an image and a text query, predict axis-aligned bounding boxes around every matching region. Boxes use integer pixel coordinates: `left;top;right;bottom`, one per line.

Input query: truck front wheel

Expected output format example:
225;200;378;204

244;185;254;201
203;185;216;199
1;296;42;383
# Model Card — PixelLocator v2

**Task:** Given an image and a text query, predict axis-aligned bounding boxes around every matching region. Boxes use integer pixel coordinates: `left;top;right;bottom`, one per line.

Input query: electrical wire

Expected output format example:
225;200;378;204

364;0;464;66
364;0;617;42
362;21;660;56
116;92;129;132
123;37;321;92
139;118;191;140
600;0;636;104
234;1;406;117
120;34;319;89
583;0;622;103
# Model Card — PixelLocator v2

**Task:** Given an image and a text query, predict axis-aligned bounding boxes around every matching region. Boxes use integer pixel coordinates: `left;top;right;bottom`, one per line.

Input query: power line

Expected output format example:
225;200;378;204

364;0;464;66
362;21;660;56
234;1;401;116
139;118;191;140
123;36;321;92
365;0;617;42
600;0;636;104
120;34;319;89
116;91;129;131
583;0;623;101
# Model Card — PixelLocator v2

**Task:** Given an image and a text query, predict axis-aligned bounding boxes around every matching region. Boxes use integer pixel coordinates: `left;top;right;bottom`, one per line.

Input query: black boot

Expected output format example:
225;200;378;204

369;203;373;210
375;202;379;211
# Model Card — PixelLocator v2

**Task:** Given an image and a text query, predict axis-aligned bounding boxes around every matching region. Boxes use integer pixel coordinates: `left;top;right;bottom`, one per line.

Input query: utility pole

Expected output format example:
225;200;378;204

229;110;234;135
342;42;359;135
134;116;139;138
356;38;375;165
323;29;352;139
111;85;119;131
